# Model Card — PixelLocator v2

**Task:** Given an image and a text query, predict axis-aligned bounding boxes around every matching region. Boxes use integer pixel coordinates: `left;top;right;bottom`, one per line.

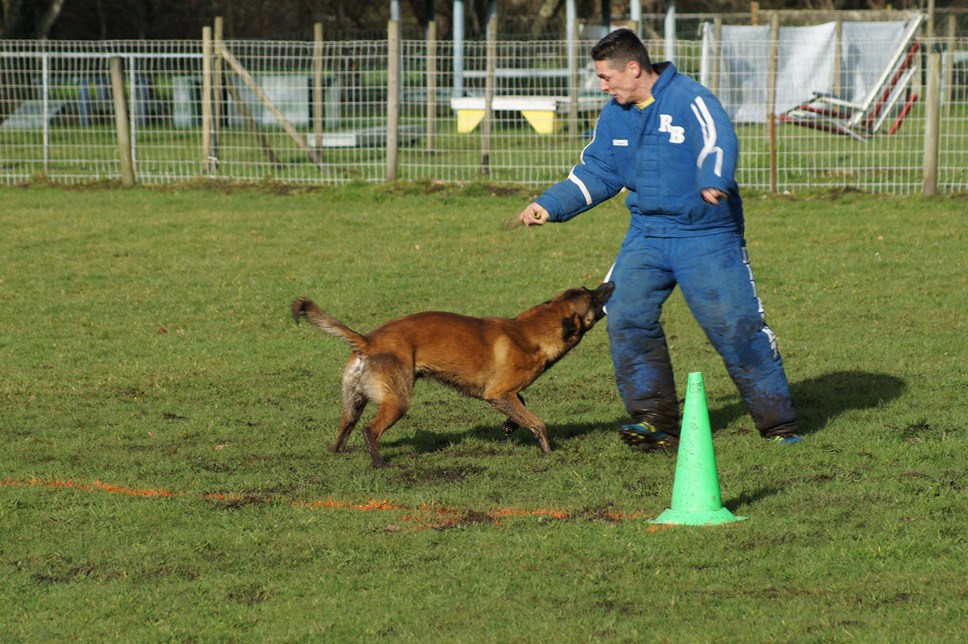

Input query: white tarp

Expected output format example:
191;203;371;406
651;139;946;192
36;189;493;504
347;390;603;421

700;17;920;124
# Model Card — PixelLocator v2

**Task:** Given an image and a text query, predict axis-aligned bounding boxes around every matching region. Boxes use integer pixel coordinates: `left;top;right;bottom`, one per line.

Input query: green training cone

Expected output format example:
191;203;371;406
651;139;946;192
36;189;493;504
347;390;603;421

650;372;747;526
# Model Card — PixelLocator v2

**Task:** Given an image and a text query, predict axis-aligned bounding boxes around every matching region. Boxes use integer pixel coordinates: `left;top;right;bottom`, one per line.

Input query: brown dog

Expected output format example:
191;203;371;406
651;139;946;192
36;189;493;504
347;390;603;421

292;282;614;468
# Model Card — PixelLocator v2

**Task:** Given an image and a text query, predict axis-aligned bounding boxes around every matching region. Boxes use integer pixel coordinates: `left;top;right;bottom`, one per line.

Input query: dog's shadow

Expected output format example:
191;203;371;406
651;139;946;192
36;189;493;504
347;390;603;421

382;370;907;453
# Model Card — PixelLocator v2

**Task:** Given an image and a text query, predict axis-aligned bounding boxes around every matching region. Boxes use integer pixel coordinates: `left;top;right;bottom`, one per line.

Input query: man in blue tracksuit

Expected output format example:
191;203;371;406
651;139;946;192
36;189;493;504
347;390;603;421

517;29;801;448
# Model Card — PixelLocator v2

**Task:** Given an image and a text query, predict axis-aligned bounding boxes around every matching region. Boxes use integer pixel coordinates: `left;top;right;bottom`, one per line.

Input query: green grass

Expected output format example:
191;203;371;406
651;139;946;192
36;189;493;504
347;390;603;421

1;183;966;640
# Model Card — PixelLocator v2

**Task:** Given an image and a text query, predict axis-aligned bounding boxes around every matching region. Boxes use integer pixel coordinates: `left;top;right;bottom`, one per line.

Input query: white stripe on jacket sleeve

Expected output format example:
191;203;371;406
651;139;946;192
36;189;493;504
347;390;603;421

691;96;724;177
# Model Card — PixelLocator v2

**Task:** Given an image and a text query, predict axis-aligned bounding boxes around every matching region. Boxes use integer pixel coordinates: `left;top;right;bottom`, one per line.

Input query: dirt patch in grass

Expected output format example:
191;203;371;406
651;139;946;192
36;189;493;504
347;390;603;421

389;464;486;487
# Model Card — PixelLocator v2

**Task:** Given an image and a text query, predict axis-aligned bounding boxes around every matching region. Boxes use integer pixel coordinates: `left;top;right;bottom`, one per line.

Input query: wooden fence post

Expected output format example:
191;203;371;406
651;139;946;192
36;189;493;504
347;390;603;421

426;19;437;154
110;56;135;186
201;26;213;174
386;20;400;182
923;48;941;196
767;13;779;193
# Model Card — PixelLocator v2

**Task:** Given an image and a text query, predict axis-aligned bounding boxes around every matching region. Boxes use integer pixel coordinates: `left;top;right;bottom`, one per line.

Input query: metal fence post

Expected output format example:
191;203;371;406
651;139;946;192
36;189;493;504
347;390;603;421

481;14;497;175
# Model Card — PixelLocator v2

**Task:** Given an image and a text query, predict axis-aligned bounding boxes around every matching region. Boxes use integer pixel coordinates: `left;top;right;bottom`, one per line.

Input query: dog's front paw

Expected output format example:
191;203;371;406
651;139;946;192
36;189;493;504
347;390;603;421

502;419;519;435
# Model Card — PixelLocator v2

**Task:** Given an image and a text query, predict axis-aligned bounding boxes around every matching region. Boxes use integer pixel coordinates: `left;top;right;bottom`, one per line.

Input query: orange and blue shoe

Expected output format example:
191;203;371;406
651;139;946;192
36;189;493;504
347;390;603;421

769;433;803;445
618;421;679;450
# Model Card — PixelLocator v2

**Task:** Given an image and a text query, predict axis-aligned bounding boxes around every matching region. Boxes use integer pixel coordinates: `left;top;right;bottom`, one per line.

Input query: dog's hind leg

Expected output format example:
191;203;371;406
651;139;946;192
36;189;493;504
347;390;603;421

362;386;412;468
502;394;525;435
333;397;365;453
332;355;368;453
360;355;414;468
488;394;552;453
361;403;408;468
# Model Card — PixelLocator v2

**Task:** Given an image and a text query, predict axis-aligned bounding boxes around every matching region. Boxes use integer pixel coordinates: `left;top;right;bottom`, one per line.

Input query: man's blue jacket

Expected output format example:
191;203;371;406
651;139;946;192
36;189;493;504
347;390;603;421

535;62;745;238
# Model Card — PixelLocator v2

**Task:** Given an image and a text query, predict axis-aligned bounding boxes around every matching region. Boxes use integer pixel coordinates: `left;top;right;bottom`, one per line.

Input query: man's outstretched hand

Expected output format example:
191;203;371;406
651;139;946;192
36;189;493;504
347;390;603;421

516;202;550;227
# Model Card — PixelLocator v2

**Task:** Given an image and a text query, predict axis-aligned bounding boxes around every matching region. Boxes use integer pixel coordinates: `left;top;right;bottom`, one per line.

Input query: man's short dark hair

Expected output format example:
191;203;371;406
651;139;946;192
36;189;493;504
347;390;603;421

591;28;652;70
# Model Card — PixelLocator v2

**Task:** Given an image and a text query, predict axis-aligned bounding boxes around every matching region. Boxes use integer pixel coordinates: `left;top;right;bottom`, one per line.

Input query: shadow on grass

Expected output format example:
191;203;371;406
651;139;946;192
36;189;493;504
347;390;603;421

383;420;613;454
376;407;631;456
380;371;907;456
709;370;908;437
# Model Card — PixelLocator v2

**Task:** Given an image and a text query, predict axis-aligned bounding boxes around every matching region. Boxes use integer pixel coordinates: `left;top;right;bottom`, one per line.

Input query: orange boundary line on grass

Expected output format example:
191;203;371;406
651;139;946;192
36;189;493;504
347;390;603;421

1;478;667;532
2;477;180;498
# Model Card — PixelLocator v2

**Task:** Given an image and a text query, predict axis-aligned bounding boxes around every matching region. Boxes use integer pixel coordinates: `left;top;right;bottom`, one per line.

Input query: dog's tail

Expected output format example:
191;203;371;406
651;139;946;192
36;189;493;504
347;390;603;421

292;298;369;353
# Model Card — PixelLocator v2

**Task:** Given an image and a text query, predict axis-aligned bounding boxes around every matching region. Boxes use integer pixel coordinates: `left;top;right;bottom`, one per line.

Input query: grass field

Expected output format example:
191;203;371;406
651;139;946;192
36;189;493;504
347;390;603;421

1;182;966;641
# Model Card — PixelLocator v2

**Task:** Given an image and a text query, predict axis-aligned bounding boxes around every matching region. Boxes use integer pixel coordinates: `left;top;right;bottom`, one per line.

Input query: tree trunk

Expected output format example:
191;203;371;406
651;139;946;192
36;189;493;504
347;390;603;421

35;0;66;39
531;0;563;37
1;0;66;39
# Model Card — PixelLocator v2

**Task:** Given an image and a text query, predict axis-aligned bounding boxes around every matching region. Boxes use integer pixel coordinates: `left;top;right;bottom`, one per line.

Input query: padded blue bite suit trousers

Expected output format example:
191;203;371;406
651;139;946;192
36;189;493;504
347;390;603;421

606;229;797;438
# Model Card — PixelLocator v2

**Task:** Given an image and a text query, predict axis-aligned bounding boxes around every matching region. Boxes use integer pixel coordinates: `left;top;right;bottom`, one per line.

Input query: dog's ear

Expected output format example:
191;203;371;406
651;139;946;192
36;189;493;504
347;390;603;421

561;313;581;341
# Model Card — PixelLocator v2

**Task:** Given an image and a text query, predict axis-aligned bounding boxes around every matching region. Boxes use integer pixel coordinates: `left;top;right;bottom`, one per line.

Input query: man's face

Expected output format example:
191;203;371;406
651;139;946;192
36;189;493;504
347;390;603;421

595;59;641;104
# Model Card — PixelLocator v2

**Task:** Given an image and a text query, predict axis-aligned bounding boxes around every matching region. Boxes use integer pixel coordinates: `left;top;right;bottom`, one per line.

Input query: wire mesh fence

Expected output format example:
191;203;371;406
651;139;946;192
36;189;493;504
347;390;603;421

1;25;966;194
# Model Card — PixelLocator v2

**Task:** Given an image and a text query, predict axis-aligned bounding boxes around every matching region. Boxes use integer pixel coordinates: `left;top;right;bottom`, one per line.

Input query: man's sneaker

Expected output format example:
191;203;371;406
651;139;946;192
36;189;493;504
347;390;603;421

769;433;803;445
618;421;679;450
